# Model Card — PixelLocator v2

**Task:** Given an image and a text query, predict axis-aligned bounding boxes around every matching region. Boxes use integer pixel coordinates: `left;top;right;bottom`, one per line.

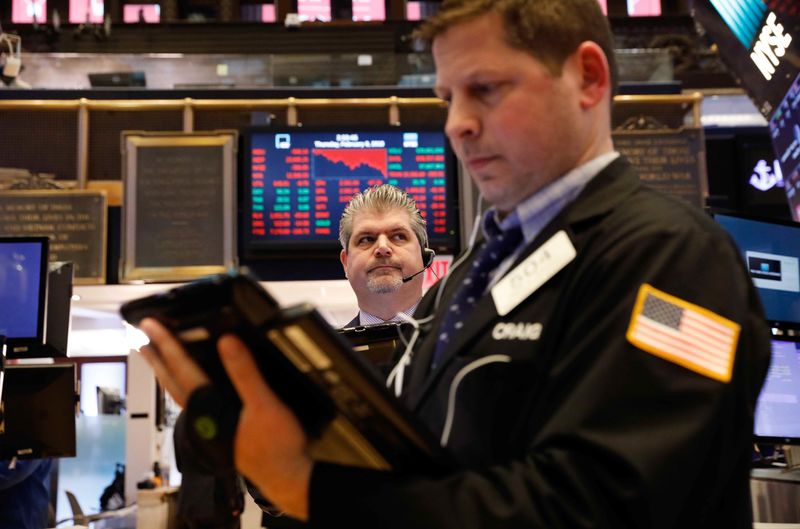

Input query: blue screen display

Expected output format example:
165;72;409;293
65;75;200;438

714;213;800;323
0;241;45;339
755;339;800;440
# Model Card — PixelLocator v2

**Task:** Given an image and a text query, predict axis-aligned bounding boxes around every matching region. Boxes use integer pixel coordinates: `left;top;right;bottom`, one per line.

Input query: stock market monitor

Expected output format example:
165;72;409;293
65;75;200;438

241;127;459;255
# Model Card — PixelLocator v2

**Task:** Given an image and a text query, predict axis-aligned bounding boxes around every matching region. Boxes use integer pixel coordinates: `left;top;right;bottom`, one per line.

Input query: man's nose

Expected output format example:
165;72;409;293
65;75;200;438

374;235;393;257
444;97;480;143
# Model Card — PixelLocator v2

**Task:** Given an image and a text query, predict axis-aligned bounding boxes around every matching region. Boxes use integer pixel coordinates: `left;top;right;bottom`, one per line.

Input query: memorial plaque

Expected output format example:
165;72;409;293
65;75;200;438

121;131;237;282
0;190;107;284
613;128;707;208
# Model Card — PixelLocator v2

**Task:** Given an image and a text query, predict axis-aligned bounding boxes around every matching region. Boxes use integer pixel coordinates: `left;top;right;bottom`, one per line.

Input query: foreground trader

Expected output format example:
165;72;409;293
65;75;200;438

339;184;427;327
141;0;771;526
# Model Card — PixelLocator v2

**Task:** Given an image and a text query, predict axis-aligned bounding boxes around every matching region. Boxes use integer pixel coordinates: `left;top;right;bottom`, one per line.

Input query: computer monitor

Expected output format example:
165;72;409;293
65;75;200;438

88;71;147;88
0;237;49;358
240;126;460;257
712;211;800;325
0;364;77;459
769;72;800;220
754;334;800;444
704;126;790;219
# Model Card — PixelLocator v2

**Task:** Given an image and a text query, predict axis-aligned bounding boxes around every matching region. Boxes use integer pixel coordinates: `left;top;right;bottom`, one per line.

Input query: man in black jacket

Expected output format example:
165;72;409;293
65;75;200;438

140;0;771;527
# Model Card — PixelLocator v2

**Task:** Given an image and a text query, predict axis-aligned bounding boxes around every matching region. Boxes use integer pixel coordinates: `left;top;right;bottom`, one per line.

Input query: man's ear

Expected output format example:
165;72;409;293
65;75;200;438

339;248;349;278
574;41;610;111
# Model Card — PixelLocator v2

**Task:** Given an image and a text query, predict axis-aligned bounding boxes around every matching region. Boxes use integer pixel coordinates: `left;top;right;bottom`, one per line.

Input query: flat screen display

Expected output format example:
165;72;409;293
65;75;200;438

704;126;790;219
69;0;104;23
297;0;330;21
352;0;384;21
627;0;661;16
713;212;800;324
0;237;48;349
123;4;161;23
241;127;460;255
692;0;799;118
11;0;47;23
754;338;800;443
770;72;800;220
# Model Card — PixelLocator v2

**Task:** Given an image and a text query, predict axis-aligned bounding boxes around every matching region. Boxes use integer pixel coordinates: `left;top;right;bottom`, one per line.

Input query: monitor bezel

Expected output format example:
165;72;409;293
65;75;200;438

754;328;800;445
708;207;799;230
0;236;49;355
239;124;461;258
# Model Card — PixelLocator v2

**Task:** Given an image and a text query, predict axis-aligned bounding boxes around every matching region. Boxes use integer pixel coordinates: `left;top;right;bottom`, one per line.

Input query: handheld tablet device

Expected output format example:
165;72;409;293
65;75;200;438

121;273;450;472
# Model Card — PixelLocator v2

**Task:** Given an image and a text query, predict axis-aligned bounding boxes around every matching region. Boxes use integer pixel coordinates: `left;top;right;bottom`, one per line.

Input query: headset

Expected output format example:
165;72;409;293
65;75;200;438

387;196;485;397
402;247;437;283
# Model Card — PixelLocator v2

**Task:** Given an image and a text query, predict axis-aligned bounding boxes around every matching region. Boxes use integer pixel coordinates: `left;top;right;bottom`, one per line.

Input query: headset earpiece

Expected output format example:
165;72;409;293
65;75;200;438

422;248;436;268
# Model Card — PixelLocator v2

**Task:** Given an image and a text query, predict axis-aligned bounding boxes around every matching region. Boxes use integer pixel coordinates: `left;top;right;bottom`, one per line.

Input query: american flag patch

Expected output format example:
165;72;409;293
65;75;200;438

626;284;740;383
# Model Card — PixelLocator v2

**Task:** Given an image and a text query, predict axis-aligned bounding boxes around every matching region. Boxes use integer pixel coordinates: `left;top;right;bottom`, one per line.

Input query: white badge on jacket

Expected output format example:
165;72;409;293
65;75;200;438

491;230;577;316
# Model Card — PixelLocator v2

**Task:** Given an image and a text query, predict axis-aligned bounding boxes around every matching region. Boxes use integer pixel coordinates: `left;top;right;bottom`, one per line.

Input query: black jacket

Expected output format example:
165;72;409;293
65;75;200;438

307;157;771;528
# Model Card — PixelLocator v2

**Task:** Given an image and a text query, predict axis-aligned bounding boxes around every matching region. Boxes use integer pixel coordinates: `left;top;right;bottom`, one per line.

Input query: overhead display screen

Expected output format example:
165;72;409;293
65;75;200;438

11;0;47;23
241;127;459;255
692;0;798;118
771;72;800;219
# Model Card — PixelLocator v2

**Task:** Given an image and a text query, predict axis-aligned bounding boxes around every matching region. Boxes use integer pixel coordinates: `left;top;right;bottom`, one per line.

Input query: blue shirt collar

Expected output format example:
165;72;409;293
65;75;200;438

483;151;620;244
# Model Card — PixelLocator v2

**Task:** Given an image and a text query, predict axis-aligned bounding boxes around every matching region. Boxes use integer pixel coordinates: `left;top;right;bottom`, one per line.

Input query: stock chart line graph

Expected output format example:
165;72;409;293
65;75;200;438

312;148;388;178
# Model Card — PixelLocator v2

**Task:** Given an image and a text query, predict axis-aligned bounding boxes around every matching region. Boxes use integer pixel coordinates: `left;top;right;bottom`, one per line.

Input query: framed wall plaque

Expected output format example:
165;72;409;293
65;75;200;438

121;131;237;283
612;127;708;208
0;190;108;284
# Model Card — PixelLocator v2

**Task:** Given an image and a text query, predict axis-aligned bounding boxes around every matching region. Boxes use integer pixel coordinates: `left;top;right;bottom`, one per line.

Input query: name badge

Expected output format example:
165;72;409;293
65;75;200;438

491;230;576;316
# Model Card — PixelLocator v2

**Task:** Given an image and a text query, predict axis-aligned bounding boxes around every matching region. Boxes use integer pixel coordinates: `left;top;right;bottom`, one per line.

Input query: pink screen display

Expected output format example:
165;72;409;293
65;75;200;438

123;4;161;23
352;0;385;21
12;0;47;23
297;0;331;21
261;4;276;22
69;0;104;23
406;1;421;20
627;0;661;16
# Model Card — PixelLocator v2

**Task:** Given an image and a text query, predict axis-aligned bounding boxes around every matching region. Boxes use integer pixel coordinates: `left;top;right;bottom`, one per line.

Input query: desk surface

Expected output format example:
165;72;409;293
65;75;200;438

752;468;800;483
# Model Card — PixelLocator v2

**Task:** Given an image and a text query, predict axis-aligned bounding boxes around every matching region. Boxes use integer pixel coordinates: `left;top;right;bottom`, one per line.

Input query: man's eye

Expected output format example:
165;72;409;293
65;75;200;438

393;233;408;241
472;83;496;97
358;236;374;245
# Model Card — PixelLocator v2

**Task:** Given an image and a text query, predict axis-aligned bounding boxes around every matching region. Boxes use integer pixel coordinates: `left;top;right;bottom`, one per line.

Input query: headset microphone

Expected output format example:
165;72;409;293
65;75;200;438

402;248;436;283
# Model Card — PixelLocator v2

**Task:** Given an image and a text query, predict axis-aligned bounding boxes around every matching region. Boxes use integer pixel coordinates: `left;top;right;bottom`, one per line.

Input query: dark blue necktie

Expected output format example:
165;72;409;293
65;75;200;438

431;223;524;369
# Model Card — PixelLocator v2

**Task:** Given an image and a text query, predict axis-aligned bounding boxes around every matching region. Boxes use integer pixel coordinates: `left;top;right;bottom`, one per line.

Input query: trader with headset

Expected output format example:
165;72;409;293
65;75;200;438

338;184;433;328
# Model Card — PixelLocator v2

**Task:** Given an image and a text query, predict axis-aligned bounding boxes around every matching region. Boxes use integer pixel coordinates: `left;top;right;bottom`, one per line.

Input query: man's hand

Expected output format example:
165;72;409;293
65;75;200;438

139;318;210;408
138;319;312;520
218;334;312;521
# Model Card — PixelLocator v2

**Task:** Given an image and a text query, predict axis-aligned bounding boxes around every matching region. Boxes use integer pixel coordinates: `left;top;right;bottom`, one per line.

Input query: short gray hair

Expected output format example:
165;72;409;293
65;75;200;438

339;184;428;251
